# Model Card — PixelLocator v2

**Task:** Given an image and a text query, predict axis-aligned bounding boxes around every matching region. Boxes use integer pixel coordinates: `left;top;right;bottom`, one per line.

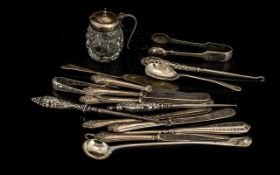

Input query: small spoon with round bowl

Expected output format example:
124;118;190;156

83;137;252;160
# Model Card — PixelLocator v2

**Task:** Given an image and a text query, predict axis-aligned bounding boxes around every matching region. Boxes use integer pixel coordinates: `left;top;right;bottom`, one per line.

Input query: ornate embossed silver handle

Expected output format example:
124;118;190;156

31;96;160;123
107;102;236;113
91;75;152;92
125;122;251;135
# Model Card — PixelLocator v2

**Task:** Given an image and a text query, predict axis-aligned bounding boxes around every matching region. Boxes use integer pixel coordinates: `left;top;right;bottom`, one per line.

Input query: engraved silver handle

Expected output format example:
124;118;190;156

82;119;136;129
108;102;236;113
125;122;251;135
91;75;152;92
172;62;264;81
31;96;160;123
83;87;140;97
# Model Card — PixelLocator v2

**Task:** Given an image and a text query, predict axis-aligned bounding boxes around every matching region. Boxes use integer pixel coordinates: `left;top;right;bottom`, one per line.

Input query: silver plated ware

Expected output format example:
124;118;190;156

83;137;252;160
145;63;242;91
142;56;265;82
31;96;160;123
150;33;233;62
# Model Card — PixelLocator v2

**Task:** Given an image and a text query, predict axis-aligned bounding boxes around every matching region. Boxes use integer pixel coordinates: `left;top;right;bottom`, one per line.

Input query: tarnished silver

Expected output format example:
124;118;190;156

52;77;143;97
80;94;212;104
150;33;233;62
91;75;152;92
108;108;236;132
107;102;236;113
145;63;242;91
82;108;212;129
93;132;232;143
83;137;252;159
83;86;211;104
60;64;179;90
31;96;160;123
82;119;137;129
125;122;250;135
141;57;265;82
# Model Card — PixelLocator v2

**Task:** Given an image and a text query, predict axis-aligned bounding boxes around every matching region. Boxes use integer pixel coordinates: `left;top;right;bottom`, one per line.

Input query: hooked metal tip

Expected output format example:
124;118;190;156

259;76;265;82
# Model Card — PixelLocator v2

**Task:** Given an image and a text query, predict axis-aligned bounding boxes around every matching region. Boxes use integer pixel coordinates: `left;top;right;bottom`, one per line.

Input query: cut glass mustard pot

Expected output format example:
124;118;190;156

86;9;137;63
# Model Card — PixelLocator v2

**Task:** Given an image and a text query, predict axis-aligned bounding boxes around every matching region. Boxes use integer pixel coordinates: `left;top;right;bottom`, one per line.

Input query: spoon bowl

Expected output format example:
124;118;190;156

148;47;167;56
151;33;170;44
83;139;112;160
145;63;179;81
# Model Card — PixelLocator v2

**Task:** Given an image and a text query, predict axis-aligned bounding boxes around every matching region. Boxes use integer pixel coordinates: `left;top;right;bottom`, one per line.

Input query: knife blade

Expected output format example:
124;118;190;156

82;108;212;129
108;108;236;132
123;74;179;90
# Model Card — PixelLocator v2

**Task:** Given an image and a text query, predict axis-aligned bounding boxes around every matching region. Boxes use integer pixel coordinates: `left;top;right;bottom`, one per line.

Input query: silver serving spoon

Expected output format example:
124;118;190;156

145;63;241;91
83;137;252;160
150;33;233;62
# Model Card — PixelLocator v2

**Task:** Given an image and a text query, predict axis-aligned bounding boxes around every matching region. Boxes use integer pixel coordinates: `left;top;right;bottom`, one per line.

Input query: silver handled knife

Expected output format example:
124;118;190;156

108;108;236;132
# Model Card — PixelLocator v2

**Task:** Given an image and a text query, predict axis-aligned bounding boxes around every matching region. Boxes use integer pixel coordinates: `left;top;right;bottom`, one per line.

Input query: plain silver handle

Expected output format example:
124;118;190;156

180;73;242;91
91;75;152;92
